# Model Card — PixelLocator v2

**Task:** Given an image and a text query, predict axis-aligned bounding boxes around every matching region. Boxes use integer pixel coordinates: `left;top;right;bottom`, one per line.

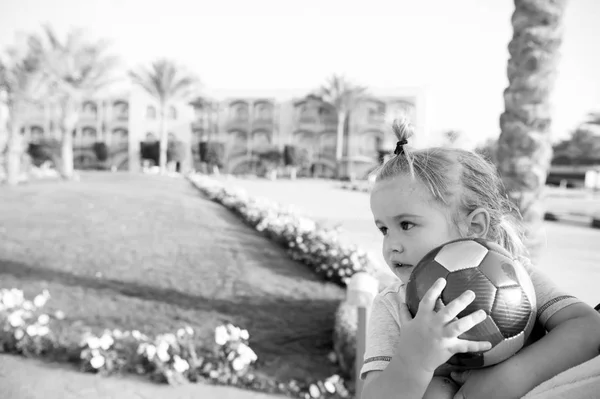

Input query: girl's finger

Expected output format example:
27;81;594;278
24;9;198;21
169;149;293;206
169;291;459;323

446;309;488;337
419;278;447;313
452;338;493;354
434;298;445;313
439;290;476;322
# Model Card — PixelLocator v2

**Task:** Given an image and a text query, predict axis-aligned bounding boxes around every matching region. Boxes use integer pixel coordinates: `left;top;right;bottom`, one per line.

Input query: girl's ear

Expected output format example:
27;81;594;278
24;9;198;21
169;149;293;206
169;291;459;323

466;208;490;238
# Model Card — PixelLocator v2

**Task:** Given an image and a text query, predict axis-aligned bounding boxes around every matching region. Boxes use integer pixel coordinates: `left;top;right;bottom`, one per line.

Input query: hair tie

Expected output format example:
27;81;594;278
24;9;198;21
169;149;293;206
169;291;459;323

394;139;408;155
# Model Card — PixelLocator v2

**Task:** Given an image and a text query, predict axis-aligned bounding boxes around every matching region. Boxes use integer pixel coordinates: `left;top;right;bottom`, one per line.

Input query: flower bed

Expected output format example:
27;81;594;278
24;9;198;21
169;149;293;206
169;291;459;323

0;288;351;398
187;173;378;287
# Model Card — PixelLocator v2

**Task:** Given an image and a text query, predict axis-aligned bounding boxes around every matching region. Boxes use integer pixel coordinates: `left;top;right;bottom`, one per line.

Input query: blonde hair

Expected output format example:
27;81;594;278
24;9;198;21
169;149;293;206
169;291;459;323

375;118;527;258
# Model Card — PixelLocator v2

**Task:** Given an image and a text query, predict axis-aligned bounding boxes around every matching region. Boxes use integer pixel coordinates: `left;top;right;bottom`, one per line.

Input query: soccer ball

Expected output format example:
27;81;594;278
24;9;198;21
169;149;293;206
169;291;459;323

405;238;537;368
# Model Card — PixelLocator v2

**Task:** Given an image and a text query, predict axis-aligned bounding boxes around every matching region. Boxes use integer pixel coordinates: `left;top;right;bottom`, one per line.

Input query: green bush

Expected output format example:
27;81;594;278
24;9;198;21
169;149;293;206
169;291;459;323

167;140;187;163
205;142;225;168
27;138;61;167
140;142;160;165
283;145;299;166
92;142;109;161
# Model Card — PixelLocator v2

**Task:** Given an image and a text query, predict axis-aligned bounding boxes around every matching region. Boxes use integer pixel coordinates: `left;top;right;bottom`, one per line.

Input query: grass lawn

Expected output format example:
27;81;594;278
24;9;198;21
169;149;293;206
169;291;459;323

0;172;345;383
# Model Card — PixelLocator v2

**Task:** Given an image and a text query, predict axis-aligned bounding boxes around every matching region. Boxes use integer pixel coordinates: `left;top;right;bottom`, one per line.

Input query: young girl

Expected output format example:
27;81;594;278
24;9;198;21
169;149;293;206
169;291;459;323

360;119;600;399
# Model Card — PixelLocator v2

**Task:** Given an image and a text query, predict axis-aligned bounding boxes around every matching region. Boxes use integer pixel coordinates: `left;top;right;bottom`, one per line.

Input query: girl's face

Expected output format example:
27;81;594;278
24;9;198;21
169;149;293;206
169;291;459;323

370;174;464;283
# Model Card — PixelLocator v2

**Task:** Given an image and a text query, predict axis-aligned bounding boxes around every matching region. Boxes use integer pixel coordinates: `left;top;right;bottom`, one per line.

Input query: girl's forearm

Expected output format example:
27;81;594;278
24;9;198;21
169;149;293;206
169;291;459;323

492;315;600;397
362;353;433;399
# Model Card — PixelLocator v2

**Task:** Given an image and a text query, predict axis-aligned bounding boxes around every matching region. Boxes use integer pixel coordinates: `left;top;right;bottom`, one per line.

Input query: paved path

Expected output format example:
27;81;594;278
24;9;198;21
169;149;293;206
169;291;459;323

0;354;287;399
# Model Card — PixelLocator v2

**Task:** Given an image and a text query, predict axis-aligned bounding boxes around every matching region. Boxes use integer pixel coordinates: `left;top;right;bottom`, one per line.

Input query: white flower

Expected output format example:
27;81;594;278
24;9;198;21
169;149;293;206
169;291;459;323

145;344;156;359
309;384;321;398
131;330;142;340
33;293;48;308
8;311;24;327
237;343;257;363
227;324;241;341
162;333;177;345
86;336;101;350
26;325;38;336
4;289;24;308
37;314;50;325
37;326;49;336
240;329;249;341
177;328;186;338
214;325;229;346
184;326;194;336
136;343;147;355
54;310;65;320
231;357;246;371
22;301;34;311
173;355;189;373
112;329;123;339
99;334;114;350
14;329;25;340
156;341;170;362
90;355;105;369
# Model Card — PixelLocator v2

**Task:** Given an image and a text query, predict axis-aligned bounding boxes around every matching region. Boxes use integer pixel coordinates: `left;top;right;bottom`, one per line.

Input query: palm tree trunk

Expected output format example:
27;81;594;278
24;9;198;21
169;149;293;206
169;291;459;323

61;125;75;179
335;110;346;178
159;105;168;174
5;121;23;186
497;0;568;261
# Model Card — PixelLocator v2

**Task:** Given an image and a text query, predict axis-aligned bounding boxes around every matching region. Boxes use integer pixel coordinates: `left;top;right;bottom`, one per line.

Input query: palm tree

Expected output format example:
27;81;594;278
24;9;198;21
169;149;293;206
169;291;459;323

315;75;367;177
29;24;121;179
0;37;48;185
129;59;199;174
496;0;569;260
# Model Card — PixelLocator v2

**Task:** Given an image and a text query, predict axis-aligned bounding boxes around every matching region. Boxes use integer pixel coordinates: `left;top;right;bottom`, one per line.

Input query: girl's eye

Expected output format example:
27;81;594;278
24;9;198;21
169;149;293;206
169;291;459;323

400;222;415;231
378;226;388;236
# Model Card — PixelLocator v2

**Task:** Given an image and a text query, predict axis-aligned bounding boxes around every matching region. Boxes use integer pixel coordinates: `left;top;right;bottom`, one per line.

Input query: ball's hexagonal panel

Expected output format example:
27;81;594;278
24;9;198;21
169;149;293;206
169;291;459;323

491;286;532;338
482;331;526;366
443;268;497;317
458;315;504;347
479;252;520;288
406;261;449;316
434;240;489;271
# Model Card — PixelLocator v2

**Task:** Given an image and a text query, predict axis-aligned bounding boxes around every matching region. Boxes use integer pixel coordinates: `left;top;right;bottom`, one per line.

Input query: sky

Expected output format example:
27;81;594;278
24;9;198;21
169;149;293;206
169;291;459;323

1;0;599;146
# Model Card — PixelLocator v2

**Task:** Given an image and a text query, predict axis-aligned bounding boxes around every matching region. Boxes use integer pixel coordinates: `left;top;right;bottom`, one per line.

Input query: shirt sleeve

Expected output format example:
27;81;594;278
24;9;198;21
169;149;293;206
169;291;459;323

359;284;403;380
520;257;582;327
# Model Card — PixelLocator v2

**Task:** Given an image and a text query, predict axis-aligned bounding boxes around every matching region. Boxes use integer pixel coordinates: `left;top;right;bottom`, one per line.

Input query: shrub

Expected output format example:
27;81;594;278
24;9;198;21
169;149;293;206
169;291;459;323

27;138;61;167
205;142;225;169
93;142;109;161
167;140;187;163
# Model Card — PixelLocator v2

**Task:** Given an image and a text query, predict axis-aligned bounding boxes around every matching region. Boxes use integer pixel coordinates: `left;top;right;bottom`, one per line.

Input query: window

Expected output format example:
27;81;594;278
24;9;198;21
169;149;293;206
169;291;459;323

82;101;98;119
146;106;157;119
113;101;129;120
168;106;177;120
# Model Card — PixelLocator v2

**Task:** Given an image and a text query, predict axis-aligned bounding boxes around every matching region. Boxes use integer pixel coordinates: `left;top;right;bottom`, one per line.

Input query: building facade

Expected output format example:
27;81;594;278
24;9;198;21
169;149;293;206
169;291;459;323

2;86;427;178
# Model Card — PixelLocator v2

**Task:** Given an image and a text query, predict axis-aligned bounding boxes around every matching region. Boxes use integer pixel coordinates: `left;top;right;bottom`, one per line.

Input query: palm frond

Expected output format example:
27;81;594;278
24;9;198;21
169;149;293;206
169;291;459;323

129;58;200;105
315;74;367;112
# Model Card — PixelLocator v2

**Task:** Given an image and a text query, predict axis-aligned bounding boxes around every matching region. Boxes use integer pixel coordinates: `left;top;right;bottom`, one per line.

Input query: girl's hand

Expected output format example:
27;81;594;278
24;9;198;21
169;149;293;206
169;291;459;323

397;278;492;373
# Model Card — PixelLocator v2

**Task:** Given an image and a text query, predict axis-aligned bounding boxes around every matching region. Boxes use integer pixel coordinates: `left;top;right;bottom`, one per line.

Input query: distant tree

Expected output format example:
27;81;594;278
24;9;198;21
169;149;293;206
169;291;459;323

130;59;199;174
313;75;367;177
29;24;121;179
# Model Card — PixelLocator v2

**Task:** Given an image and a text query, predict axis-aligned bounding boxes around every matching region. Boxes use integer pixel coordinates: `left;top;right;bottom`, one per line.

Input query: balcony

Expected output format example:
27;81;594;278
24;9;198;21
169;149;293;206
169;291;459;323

226;117;250;132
